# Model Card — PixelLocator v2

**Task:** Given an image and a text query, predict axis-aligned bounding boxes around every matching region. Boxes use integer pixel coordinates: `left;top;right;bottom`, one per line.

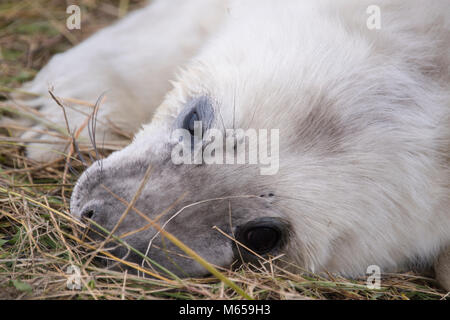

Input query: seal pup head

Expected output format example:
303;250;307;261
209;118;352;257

70;95;295;277
70;2;449;278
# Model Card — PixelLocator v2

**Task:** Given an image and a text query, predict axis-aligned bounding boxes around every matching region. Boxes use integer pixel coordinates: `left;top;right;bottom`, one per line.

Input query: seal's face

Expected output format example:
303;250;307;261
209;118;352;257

70;95;293;277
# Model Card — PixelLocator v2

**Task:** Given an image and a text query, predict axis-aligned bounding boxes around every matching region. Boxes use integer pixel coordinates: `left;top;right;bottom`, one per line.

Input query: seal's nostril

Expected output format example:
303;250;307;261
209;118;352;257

81;209;95;221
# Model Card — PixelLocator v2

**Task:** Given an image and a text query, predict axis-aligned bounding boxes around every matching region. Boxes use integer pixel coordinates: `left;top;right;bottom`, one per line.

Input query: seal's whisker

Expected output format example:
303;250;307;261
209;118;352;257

67;161;79;177
72;132;88;168
87;92;106;161
99;132;106;177
87;152;95;164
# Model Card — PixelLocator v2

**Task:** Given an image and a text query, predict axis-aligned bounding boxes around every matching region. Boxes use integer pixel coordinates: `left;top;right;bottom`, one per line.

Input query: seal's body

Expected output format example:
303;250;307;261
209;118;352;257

15;0;450;289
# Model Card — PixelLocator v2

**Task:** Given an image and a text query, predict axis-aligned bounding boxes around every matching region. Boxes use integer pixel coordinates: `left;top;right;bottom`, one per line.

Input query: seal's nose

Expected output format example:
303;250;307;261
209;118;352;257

74;200;105;225
80;208;95;222
76;201;111;240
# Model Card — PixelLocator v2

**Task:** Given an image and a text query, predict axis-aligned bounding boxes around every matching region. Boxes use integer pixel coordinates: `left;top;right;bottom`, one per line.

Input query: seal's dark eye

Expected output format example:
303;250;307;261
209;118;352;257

235;217;289;257
244;227;279;254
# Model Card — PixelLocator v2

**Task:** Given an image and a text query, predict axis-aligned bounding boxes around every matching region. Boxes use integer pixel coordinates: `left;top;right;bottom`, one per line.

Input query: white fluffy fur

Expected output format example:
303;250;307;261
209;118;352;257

14;0;450;284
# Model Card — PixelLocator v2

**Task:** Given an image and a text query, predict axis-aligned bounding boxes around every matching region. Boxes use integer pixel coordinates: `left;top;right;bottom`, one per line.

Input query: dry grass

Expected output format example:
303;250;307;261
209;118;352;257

0;0;448;300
